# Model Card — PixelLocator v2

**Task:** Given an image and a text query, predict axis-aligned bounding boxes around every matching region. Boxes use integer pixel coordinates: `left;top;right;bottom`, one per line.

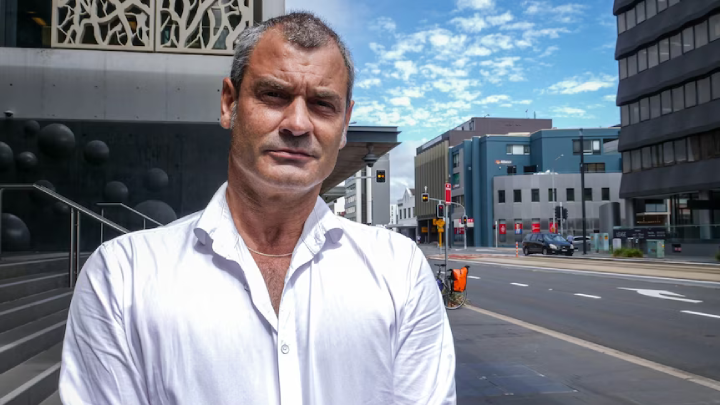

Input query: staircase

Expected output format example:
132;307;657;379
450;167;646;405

0;255;84;405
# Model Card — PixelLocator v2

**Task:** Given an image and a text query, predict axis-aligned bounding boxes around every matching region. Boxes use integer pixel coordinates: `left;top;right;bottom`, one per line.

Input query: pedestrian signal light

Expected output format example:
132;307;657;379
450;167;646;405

462;215;468;225
562;207;568;220
436;204;445;219
421;193;429;202
375;170;386;183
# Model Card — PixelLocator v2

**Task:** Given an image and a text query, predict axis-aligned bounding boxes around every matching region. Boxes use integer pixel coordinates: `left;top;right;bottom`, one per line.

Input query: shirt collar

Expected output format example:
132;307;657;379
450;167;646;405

194;182;344;257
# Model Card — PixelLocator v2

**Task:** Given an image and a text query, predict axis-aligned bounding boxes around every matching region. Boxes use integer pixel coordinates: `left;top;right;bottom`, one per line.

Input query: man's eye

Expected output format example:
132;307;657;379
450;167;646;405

316;101;335;110
265;91;282;98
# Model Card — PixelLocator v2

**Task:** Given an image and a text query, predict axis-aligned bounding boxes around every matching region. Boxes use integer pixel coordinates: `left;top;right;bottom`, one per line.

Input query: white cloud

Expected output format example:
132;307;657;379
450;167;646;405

479;33;514;50
499;103;513;108
603;94;616;102
451;14;488;33
389;138;427;202
389;96;412;107
486;11;514;26
432;78;480;93
356;78;381;89
479;57;525;83
550;106;596;119
464;44;493;57
539;45;559;58
388;86;427;98
370;16;396;32
524;1;586;22
420;64;469;79
547;73;617;94
457;0;495;10
370;31;427;60
501;22;535;30
392;60;419;81
515;99;533;105
475;94;511;104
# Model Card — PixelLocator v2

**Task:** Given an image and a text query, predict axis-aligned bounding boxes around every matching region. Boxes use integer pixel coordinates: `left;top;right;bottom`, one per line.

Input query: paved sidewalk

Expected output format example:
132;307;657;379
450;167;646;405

449;307;720;404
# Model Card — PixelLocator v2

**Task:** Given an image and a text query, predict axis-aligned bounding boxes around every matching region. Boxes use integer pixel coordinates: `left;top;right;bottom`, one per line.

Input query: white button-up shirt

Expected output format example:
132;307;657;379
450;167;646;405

60;183;456;405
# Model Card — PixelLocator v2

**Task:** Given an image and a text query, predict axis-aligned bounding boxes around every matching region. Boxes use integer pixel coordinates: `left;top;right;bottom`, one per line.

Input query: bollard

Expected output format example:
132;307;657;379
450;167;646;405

516;242;519;257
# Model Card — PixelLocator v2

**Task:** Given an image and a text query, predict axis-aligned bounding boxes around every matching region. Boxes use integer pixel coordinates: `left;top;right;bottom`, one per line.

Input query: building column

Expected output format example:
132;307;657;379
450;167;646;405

624;198;635;227
366;166;372;225
698;191;712;240
355;171;362;224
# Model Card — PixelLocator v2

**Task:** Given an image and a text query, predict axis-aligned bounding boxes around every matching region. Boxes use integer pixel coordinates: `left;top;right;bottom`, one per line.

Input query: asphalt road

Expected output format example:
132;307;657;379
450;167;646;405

428;257;720;381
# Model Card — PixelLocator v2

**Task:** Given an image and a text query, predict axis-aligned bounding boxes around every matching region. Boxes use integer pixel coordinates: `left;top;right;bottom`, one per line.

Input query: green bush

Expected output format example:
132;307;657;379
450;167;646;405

715;250;720;262
612;248;626;257
612;247;643;258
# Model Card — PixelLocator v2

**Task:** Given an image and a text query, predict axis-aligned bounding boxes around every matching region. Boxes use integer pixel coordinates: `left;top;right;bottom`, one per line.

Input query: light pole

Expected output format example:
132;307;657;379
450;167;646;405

552;154;563;233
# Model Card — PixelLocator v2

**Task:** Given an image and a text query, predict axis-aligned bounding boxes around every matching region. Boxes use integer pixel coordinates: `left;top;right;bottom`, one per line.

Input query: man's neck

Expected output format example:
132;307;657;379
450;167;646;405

226;175;319;255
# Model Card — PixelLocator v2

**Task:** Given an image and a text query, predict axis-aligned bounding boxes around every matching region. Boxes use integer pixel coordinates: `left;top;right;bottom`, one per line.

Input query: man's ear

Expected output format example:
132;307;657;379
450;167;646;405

339;127;347;149
220;77;237;130
340;100;355;149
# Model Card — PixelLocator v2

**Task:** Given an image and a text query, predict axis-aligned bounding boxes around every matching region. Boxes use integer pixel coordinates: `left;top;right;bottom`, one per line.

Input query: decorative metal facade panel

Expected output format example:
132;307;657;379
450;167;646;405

51;0;252;55
156;0;252;54
52;0;155;51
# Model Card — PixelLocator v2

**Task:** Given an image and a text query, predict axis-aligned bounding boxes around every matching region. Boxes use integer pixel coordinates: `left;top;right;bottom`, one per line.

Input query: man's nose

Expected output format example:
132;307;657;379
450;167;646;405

280;98;313;136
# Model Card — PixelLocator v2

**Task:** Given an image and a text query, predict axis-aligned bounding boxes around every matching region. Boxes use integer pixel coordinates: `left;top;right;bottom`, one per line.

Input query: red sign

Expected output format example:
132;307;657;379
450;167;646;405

454;228;465;235
445;183;451;204
549;222;557;233
499;223;507;235
514;223;523;234
532;223;540;233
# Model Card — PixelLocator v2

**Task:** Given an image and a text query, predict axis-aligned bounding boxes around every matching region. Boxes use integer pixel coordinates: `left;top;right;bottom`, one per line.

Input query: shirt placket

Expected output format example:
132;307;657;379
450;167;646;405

277;289;301;405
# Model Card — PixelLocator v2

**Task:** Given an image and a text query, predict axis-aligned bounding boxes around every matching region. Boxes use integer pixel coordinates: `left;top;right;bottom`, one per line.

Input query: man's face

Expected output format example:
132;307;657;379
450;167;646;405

221;29;353;193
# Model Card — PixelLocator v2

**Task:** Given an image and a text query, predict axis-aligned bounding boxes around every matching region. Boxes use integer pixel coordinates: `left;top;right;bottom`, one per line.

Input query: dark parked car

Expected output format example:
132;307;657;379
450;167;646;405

522;233;574;256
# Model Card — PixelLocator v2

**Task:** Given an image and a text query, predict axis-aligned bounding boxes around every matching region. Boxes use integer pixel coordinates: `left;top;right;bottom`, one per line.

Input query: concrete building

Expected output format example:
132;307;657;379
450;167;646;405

415;117;554;243
389;204;398;226
396;188;417;241
444;128;623;247
344;153;391;226
614;0;720;256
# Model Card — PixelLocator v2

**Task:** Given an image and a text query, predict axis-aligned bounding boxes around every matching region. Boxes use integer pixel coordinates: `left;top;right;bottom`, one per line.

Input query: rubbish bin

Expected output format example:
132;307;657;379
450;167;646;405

647;239;665;258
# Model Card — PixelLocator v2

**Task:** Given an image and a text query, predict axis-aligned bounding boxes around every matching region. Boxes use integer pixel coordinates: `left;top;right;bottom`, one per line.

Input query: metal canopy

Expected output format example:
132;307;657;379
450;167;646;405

320;126;400;195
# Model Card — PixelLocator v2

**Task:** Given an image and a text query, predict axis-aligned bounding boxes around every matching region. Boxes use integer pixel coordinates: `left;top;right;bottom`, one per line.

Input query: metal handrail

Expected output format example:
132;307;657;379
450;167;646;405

0;184;130;287
97;202;163;226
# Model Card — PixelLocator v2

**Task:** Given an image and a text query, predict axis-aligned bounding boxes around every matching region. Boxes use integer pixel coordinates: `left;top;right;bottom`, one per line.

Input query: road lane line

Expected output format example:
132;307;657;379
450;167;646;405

574;293;601;299
681;311;720;319
510;283;528;287
468;276;480;279
465;304;720;393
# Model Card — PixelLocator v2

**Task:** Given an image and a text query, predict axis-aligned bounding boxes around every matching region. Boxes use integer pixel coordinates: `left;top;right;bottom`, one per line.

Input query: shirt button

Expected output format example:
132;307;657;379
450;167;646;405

281;344;290;354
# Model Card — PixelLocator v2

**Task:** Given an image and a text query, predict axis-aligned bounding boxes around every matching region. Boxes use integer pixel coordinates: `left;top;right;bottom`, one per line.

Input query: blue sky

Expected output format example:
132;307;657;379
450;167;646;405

286;0;619;201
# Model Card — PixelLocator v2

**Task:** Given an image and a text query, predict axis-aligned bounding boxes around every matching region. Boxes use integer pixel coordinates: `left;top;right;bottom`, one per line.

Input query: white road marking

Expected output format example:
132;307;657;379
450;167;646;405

681;311;720;319
468;276;480;279
465;304;720;393
511;283;528;287
574;293;601;299
618;288;702;303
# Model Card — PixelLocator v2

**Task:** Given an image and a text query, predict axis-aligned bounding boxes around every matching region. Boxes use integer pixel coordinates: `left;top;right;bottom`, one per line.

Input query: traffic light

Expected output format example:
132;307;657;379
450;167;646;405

462;215;468;225
421;193;429;202
436;204;445;219
554;206;562;219
375;169;386;183
562;207;568;220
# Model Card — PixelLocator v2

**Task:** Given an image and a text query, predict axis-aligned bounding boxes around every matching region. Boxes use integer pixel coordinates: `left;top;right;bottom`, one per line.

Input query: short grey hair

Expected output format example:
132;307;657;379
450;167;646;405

230;12;355;108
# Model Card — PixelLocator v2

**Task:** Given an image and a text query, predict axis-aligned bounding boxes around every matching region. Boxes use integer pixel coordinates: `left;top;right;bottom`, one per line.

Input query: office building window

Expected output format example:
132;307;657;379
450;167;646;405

584;188;593;201
685;82;697;108
648;44;659;68
698;77;712;104
548;188;557;202
636;2;646;24
672;86;684;112
632;149;642;172
506;144;529;155
657;0;667;12
618;14;626;34
630;102;640;124
688;136;701;162
566;188;575;202
682;27;694;53
670;33;682;59
507;165;517;174
619;58;628;79
675;138;687;162
524;165;538;173
573;139;602;155
623;151;632;173
626;8;636;29
713;73;720;100
696;21;709;48
452;173;460;185
661;90;672;114
653;145;662;167
498;190;506;203
640;97;650;121
659;38;670;62
712;14;720;42
532;189;540;202
642;147;652;169
628;54;638;76
663;141;675;165
587;163;606;173
638;48;648;72
514;189;522;203
452;153;459;168
602;188;610;201
650;95;661;118
646;0;657;18
621;105;630;126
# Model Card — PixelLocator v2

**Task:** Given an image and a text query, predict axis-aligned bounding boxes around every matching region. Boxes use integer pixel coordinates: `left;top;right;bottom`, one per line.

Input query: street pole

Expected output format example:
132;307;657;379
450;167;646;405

444;212;449;271
580;128;587;255
560;201;564;236
495;220;498;248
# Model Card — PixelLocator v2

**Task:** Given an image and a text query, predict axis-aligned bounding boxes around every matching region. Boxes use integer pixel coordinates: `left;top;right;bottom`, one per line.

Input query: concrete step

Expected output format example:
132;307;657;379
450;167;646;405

0;311;67;375
0;343;61;405
0;289;72;334
0;258;70;281
0;273;68;304
38;391;61;405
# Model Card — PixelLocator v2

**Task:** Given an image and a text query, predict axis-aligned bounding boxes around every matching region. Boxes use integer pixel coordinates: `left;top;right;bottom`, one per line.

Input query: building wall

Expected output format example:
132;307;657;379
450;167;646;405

415;141;448;220
372;154;391;225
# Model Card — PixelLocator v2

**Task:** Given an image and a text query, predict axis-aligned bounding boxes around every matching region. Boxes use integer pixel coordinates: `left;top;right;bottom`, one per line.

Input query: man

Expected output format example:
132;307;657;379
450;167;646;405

59;12;455;405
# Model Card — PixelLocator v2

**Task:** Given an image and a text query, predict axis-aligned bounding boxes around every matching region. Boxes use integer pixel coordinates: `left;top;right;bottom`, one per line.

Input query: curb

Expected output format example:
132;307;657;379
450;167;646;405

559;255;720;267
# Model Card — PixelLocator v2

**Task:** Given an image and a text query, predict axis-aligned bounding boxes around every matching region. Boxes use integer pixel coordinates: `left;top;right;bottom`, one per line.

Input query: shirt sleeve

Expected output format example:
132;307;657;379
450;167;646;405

59;244;148;405
393;245;457;404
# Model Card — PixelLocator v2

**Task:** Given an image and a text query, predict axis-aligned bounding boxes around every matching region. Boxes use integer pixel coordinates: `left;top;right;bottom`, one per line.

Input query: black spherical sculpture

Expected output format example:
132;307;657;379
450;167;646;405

1;213;31;251
84;140;110;165
53;201;70;215
24;120;40;137
103;181;129;203
135;200;177;225
16;151;38;171
0;142;14;171
38;123;76;159
144;168;169;192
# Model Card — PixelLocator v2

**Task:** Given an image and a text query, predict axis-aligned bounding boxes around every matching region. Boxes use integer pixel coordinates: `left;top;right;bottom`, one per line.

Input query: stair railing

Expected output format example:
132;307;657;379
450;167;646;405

96;202;163;243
